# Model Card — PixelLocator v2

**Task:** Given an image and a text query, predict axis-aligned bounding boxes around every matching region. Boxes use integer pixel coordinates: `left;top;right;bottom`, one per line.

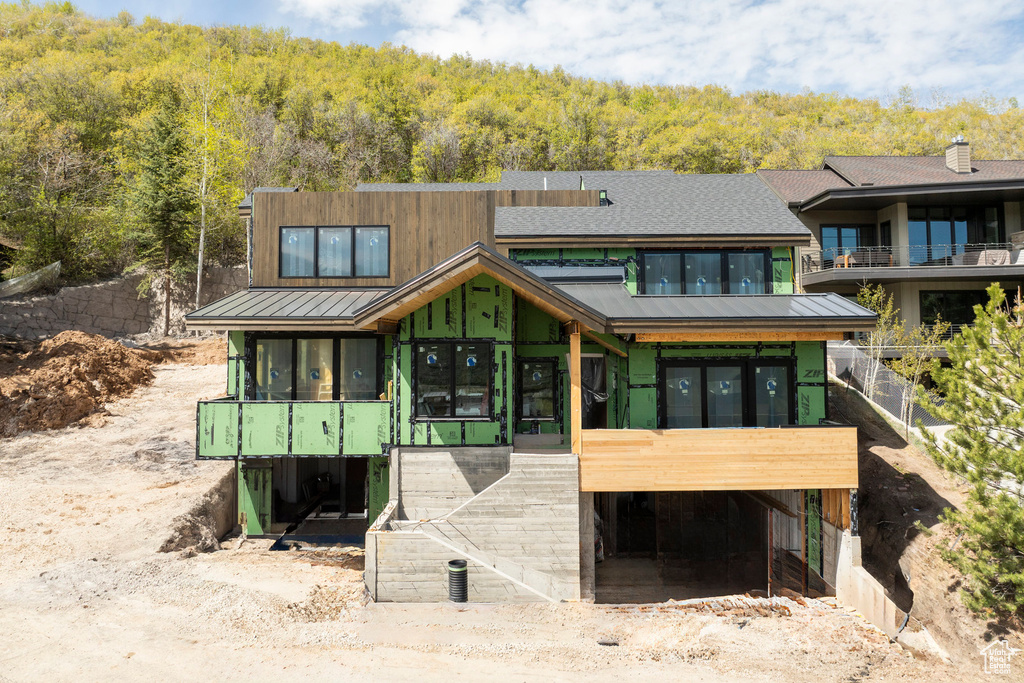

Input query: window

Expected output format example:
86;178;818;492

820;224;875;265
280;225;389;278
415;342;492;419
641;250;769;294
908;206;1004;265
659;360;793;428
919;290;991;328
520;360;557;420
252;336;379;401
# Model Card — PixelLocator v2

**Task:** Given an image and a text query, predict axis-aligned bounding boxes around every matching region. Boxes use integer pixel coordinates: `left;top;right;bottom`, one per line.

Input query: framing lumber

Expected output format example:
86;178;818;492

569;327;582;455
582;330;628;357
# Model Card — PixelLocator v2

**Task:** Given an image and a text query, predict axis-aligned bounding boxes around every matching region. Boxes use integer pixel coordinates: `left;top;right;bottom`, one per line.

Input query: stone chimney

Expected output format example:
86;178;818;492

945;137;971;174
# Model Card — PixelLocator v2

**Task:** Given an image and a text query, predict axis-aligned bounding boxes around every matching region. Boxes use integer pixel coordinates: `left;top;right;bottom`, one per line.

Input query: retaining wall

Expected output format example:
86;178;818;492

0;266;246;339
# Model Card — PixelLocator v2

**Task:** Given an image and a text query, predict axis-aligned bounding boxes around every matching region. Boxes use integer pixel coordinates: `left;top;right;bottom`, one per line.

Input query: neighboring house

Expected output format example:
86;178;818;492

185;171;875;603
758;140;1024;339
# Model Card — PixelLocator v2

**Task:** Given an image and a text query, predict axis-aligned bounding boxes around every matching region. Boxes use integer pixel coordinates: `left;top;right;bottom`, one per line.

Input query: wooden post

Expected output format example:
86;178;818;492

569;322;582;455
767;508;773;597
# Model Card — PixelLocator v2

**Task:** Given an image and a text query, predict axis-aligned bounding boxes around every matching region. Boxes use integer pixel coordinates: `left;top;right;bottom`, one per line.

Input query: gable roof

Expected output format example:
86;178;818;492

351;241;607;331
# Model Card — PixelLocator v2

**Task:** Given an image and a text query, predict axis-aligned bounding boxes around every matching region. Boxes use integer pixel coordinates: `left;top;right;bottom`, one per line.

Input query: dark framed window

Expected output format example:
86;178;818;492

414;342;492;419
919;290;991;327
250;334;382;401
908;206;1004;265
279;225;390;278
519;359;557;420
641;250;770;294
659;359;794;428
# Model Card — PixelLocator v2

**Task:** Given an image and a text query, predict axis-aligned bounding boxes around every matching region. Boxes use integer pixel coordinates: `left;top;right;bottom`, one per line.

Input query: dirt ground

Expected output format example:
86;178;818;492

830;386;1023;667
0;350;1010;681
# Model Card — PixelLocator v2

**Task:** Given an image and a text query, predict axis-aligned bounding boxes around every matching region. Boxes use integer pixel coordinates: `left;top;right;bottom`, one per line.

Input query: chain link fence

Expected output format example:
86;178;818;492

827;341;948;428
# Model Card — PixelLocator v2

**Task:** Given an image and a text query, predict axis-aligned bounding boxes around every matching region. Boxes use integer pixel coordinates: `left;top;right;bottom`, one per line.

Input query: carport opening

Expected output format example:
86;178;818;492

594;490;823;603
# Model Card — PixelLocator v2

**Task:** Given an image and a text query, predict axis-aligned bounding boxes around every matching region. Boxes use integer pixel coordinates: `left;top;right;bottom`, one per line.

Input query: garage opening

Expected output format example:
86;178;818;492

594;490;827;603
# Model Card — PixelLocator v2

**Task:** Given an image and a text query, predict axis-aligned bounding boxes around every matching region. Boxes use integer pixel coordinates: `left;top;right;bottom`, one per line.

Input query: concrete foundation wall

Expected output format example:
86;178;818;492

396;447;510;520
0;266;246;339
367;451;581;603
836;531;903;637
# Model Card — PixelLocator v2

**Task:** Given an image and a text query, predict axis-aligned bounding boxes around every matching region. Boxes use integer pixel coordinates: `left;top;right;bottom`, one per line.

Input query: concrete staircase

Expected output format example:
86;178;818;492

366;451;582;603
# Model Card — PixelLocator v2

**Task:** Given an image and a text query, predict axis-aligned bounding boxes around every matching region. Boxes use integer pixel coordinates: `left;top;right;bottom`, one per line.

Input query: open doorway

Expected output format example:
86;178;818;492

594;491;769;603
268;457;373;542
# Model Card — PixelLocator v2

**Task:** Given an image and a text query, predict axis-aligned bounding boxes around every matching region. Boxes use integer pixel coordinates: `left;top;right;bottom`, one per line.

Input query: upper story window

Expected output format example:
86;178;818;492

280;225;390;278
908;206;1003;264
641;250;769;295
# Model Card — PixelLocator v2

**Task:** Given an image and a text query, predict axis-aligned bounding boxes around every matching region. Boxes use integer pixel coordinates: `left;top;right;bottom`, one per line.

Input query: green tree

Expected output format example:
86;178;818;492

918;284;1024;618
132;98;196;335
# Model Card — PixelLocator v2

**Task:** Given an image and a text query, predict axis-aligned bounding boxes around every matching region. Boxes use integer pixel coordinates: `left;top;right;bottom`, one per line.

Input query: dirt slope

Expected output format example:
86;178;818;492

830;386;1022;666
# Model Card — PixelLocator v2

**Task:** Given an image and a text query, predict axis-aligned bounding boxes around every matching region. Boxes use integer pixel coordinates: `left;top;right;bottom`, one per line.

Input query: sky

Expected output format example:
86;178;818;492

71;0;1024;102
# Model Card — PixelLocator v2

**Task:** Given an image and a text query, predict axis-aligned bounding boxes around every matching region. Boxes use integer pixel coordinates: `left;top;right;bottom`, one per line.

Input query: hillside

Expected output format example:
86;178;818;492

1;1;1023;282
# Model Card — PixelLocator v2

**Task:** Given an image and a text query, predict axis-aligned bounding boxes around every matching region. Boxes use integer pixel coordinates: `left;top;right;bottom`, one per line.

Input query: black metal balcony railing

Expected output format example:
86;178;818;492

801;243;1021;274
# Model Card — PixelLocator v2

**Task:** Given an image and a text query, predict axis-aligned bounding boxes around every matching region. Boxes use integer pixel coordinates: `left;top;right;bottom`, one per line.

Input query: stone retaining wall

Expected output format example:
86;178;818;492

0;266;246;339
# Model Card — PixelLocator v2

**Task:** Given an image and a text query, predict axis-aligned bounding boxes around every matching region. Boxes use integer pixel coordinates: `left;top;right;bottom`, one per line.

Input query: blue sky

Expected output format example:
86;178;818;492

72;0;1024;103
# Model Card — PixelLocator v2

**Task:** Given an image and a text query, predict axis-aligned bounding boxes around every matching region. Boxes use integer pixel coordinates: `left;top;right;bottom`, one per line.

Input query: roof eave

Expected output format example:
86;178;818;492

800;178;1024;211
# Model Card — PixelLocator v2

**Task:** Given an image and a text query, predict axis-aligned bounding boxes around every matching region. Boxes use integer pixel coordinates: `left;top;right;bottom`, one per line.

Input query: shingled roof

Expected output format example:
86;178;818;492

493;172;809;240
358;170;810;243
756;169;850;204
822;156;1024;187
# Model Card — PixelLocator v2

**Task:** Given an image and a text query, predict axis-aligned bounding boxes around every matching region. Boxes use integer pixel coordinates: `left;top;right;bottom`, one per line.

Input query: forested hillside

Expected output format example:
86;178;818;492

2;1;1023;283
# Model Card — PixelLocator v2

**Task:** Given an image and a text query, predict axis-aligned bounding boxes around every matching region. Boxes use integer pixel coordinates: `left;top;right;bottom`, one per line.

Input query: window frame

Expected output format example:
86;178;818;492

657;358;796;428
246;333;384;401
412;340;494;421
518;358;559;422
639;249;771;295
278;224;391;279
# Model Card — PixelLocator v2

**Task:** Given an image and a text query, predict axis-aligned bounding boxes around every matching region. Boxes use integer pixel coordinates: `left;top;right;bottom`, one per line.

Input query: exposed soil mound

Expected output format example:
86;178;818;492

0;330;157;437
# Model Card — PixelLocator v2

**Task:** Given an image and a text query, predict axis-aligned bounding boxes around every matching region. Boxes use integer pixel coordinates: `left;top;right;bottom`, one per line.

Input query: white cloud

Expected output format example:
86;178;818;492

277;0;1024;99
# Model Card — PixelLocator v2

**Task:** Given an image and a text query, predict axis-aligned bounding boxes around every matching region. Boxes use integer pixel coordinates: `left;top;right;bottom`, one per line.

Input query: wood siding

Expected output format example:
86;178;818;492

579;426;858;492
253;190;598;288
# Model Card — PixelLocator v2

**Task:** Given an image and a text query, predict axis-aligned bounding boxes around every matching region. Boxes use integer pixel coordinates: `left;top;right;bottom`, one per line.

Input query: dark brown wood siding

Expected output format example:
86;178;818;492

253;189;598;287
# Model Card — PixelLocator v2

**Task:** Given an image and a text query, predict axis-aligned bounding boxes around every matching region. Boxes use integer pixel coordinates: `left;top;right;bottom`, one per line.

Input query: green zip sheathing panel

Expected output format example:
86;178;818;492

197;401;240;458
772;247;794;294
367;456;389;527
241;403;289;456
343;401;391;454
395;274;513;446
239;461;271;535
227;331;244;397
795;341;827;425
292;402;340;455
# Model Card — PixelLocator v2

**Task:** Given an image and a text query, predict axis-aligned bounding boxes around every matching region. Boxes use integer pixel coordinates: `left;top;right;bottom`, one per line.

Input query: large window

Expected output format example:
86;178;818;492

919;290;991;328
280;225;389;278
252;336;379;401
519;360;557;421
415;342;492;419
908;206;1003;265
659;360;793;428
642;250;769;295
